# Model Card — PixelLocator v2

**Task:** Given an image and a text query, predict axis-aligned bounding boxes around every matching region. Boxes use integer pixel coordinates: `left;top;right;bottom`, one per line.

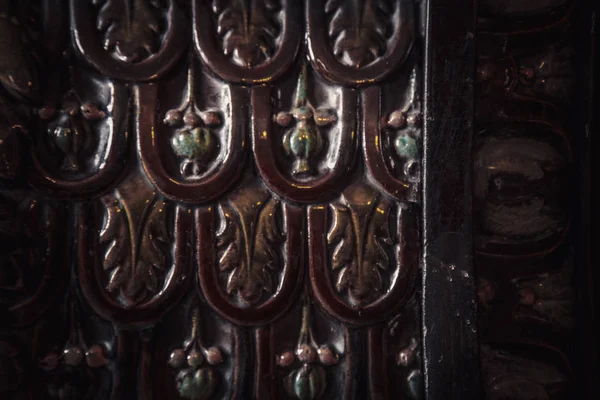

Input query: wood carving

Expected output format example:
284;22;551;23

212;0;281;68
216;187;284;306
0;0;591;398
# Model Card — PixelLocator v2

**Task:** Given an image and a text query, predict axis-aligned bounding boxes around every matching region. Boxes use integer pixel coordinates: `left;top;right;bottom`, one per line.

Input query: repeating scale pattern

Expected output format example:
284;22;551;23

0;0;423;399
0;0;593;399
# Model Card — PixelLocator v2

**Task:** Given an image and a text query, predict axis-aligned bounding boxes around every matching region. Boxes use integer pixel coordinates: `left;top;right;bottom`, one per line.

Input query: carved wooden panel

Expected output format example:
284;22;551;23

473;0;596;399
0;0;596;399
1;0;423;399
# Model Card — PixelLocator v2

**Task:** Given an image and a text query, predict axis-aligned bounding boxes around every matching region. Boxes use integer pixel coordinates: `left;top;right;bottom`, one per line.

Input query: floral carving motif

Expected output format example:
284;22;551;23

327;182;394;306
168;305;224;400
93;0;165;63
382;68;421;181
212;0;281;67
277;64;337;177
39;295;110;399
216;186;284;306
277;299;340;400
164;66;222;179
99;174;170;306
38;94;106;173
325;0;394;67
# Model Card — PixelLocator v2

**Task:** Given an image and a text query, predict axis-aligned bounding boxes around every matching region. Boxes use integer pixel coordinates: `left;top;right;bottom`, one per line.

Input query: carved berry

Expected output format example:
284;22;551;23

201;111;221;126
313;108;337;126
275;111;293;127
183;111;202;127
317;346;338;366
164;109;182;126
39;352;60;371
277;351;296;367
296;344;317;364
205;347;223;365
63;346;84;366
85;344;109;368
387;110;407;129
187;349;204;368
169;349;187;368
394;134;419;159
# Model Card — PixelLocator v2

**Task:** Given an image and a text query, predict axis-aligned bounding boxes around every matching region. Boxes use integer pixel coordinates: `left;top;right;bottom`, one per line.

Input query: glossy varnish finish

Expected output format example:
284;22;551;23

0;0;596;399
1;1;423;399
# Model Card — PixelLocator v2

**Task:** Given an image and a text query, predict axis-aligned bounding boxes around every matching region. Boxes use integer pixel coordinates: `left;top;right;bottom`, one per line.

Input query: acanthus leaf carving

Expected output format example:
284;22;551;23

326;0;394;68
327;182;393;305
216;186;284;306
93;0;164;63
99;174;171;306
212;0;281;68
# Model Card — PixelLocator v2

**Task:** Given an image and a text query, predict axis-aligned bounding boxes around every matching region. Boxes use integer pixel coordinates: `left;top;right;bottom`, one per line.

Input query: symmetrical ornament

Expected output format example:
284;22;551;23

278;64;338;177
327;183;394;305
93;0;166;63
216;185;284;306
168;304;225;400
325;0;395;67
39;94;106;173
38;295;110;399
276;299;340;400
1;0;427;398
99;175;170;306
211;0;282;68
164;66;222;179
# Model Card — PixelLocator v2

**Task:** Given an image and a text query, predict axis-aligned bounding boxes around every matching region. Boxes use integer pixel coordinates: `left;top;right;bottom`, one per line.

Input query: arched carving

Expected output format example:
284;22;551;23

197;184;304;326
306;0;415;85
193;0;302;84
69;0;190;81
252;66;359;203
308;182;419;325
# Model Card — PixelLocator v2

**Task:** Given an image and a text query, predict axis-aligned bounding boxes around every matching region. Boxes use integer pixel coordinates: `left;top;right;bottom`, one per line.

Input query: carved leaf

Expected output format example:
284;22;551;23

327;192;394;305
99;197;130;282
94;0;163;63
99;194;170;305
363;197;393;271
216;204;242;273
212;0;280;67
252;199;284;294
327;204;353;271
217;196;283;305
326;0;393;67
137;200;170;294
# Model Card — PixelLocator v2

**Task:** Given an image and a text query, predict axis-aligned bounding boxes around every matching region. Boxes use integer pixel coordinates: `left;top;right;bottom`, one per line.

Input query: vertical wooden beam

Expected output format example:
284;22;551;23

422;0;479;399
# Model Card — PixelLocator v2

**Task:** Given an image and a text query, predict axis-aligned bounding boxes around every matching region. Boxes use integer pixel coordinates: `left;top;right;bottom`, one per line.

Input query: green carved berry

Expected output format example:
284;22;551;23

284;122;323;176
394;134;419;159
293;106;313;121
171;127;215;161
290;365;326;400
176;368;218;400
